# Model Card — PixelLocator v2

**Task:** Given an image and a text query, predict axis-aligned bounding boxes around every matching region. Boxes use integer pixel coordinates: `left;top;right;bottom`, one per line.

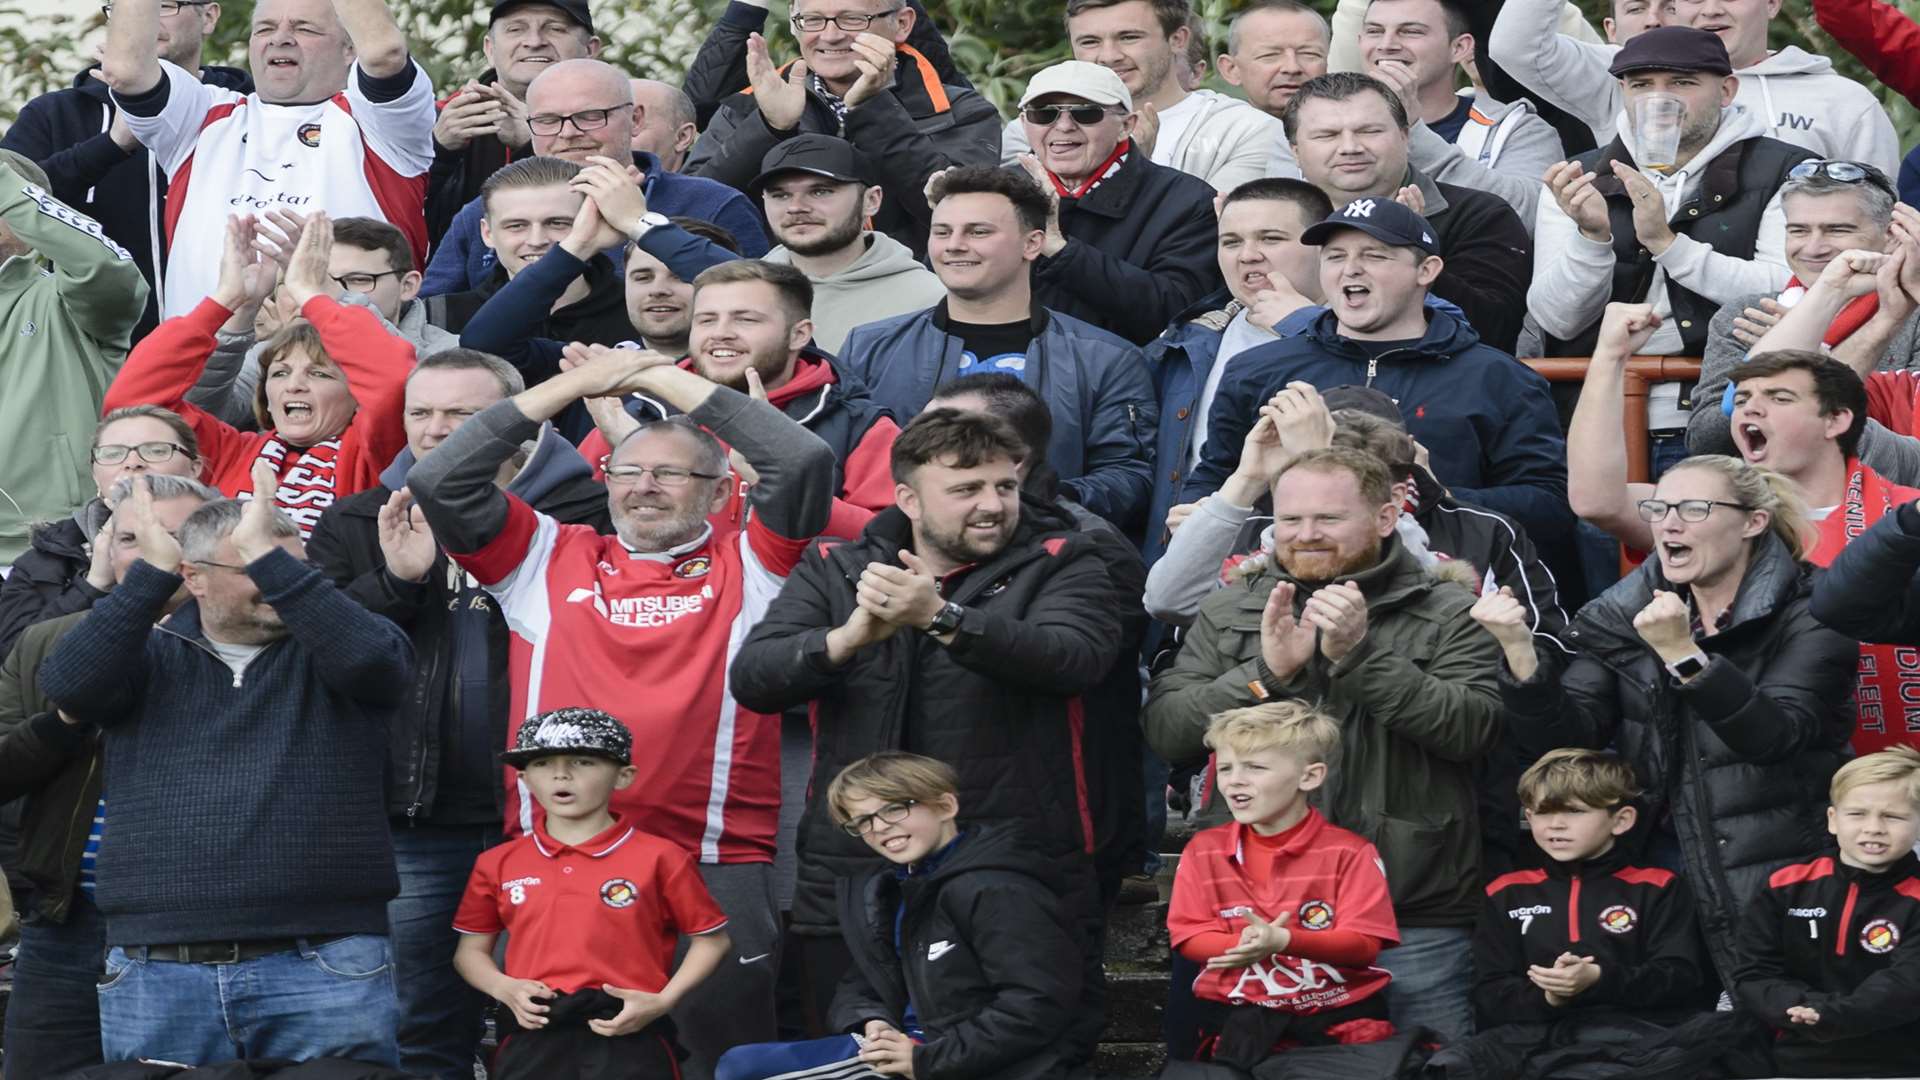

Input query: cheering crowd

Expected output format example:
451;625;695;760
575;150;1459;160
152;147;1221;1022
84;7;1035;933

4;0;1920;1075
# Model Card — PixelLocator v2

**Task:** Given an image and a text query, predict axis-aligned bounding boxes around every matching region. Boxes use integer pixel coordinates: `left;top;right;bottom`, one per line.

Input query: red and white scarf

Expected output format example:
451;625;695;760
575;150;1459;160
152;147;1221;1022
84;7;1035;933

1778;276;1880;348
247;437;343;538
1812;459;1920;754
1046;139;1131;200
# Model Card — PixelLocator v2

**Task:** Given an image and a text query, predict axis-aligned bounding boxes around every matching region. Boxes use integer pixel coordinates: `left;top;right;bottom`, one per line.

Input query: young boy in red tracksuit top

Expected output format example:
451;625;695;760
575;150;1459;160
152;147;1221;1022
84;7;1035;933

1474;749;1712;1030
1734;745;1920;1078
1166;702;1400;1066
453;708;733;1079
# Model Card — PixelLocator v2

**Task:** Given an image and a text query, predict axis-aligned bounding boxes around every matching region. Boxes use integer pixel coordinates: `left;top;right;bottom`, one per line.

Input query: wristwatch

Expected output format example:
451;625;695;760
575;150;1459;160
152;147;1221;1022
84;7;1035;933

1665;652;1709;680
628;211;671;244
925;601;965;635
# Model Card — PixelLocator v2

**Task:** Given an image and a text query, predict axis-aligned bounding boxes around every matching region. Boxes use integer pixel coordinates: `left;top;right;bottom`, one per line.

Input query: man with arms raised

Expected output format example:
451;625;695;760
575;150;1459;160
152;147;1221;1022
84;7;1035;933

405;343;835;1074
100;0;436;318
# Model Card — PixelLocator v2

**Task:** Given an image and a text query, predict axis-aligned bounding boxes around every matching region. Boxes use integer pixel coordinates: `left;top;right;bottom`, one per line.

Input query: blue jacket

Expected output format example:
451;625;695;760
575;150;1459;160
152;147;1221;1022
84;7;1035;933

37;551;412;945
840;301;1157;531
419;150;770;297
1183;307;1572;542
1143;291;1233;567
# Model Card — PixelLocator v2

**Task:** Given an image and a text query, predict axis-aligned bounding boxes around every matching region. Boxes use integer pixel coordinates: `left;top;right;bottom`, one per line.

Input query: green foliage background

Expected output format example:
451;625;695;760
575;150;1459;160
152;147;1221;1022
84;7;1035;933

1;0;1916;149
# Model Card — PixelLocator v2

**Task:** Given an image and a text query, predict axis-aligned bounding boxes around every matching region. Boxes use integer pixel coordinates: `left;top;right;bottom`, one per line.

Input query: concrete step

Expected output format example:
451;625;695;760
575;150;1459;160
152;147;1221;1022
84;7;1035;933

1092;1040;1167;1078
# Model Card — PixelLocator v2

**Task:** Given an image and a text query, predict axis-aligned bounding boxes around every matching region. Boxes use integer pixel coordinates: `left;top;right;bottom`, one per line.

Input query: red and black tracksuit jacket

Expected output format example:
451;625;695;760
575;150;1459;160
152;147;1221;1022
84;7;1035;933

1732;851;1920;1077
1475;844;1712;1029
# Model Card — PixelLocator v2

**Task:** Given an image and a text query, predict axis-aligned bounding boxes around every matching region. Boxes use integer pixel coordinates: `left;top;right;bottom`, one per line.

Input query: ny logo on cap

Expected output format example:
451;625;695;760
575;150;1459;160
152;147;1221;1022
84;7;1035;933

1347;199;1377;218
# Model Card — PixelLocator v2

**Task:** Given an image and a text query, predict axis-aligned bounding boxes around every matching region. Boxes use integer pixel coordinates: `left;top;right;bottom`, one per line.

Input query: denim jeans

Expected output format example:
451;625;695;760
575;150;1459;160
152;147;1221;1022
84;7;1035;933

388;823;496;1079
4;891;106;1080
98;933;399;1065
1376;925;1474;1042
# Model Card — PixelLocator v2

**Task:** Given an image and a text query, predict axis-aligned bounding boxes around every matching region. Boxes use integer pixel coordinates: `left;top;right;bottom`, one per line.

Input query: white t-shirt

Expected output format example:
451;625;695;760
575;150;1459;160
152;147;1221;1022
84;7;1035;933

121;59;436;318
1190;308;1279;470
1150;92;1208;170
205;637;268;685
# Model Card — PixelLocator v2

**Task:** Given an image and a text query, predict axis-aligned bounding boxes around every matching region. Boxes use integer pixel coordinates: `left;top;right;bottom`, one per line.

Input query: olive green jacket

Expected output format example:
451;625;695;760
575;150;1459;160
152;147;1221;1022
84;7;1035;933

1144;538;1503;927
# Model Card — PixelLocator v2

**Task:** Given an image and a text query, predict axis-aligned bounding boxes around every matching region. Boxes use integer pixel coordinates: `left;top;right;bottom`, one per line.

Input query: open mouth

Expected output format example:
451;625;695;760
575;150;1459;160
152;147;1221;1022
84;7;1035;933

267;56;300;70
548;787;575;803
880;835;910;853
706;347;743;362
281;402;313;420
1243;271;1272;291
1339;284;1371;307
1856;840;1889;855
965;518;1002;536
1738;422;1769;460
1046;139;1085;154
1227;793;1253;810
1660;541;1695;569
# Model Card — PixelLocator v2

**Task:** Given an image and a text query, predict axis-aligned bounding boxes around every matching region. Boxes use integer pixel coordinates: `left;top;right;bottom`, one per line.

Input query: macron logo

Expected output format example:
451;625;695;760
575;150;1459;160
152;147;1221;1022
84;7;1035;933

927;940;958;961
1346;199;1378;218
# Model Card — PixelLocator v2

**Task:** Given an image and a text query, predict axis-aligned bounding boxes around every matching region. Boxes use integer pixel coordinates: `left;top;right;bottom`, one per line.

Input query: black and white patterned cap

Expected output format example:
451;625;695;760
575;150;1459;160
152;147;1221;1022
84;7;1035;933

500;707;633;767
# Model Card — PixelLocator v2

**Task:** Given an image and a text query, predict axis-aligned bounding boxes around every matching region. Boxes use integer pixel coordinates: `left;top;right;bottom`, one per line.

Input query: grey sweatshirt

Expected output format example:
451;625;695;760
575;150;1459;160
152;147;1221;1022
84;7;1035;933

764;231;946;354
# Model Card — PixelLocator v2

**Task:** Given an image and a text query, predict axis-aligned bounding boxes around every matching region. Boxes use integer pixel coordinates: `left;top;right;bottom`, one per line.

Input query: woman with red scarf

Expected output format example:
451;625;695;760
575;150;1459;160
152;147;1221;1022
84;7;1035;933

102;211;411;538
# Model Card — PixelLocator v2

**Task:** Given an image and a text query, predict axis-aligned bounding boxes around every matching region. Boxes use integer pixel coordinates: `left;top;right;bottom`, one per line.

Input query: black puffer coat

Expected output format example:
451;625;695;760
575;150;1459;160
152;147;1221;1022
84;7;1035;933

0;504;107;659
1498;532;1856;979
830;823;1081;1080
729;499;1121;934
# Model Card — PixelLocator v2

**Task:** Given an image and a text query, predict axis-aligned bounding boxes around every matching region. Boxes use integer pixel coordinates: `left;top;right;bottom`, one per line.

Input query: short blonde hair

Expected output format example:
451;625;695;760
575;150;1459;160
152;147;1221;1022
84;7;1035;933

1203;701;1340;765
1516;748;1642;813
1830;745;1920;809
826;751;960;826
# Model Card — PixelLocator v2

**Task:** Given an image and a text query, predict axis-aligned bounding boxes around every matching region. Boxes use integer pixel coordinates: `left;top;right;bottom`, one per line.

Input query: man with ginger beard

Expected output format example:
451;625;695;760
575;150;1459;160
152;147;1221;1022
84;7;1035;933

1143;445;1501;1041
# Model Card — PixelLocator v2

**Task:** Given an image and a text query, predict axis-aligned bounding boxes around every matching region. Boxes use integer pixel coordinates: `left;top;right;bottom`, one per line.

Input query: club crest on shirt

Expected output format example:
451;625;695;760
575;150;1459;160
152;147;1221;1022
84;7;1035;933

674;556;712;579
1297;899;1334;930
600;878;638;909
1599;905;1638;934
1861;918;1900;954
297;123;322;148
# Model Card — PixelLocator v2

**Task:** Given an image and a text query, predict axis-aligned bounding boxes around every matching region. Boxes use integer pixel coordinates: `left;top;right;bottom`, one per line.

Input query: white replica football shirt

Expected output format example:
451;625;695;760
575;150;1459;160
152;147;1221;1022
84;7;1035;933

122;59;435;318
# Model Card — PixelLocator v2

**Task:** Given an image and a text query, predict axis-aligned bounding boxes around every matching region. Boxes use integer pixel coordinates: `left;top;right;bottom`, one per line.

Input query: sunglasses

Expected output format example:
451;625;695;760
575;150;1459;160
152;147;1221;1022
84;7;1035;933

1787;160;1897;199
1022;104;1118;127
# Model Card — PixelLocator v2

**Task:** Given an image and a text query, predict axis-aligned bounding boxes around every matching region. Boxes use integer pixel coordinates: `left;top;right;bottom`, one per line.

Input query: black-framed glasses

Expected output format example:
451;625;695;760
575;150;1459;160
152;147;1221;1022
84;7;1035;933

92;442;190;465
329;269;404;292
527;106;627;136
603;464;723;487
1022;104;1119;127
191;557;320;573
791;7;900;32
102;0;209;15
1636;498;1754;523
841;800;916;837
1787;160;1897;199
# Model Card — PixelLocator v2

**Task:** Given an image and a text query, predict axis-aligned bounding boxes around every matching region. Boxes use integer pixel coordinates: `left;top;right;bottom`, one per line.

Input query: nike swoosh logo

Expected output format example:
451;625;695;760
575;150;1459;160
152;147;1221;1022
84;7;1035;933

737;952;771;965
927;942;957;961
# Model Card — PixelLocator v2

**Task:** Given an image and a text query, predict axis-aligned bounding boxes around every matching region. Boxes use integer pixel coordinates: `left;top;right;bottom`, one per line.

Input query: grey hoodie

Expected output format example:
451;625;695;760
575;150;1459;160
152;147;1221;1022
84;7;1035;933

187;293;456;430
764;231;946;354
1408;91;1566;231
1489;0;1898;173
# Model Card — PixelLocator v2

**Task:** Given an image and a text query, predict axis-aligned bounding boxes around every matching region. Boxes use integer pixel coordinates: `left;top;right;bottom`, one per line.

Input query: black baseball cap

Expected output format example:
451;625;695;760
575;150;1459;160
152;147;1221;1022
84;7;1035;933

489;0;594;35
1300;198;1440;256
748;134;877;193
1607;26;1732;78
1322;385;1406;426
500;707;632;767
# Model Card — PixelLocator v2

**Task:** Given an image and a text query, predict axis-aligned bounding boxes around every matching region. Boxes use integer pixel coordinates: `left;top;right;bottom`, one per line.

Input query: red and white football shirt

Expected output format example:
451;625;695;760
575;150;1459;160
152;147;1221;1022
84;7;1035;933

453;813;728;994
1168;809;1399;1012
450;496;809;864
124;58;434;318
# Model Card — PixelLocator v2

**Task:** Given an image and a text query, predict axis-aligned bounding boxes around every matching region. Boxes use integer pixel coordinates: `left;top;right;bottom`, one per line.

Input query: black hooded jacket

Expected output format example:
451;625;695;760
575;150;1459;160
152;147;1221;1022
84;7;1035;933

306;427;612;821
831;823;1082;1080
729;498;1121;933
1498;532;1858;980
0;64;253;339
0;500;111;660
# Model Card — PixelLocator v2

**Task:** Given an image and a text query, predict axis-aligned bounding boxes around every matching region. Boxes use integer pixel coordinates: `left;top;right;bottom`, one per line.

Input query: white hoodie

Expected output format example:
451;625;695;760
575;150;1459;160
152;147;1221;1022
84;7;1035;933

1488;0;1899;174
1529;104;1791;355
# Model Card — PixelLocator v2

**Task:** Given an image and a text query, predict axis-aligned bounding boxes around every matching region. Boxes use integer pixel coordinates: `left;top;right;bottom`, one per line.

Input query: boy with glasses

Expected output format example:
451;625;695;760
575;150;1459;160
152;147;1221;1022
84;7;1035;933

684;0;1001;254
713;751;1083;1080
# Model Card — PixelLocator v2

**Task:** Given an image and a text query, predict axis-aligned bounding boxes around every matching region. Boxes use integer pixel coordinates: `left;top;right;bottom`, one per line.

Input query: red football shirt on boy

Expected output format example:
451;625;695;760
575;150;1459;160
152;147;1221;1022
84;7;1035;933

453;812;728;993
1168;808;1399;1012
